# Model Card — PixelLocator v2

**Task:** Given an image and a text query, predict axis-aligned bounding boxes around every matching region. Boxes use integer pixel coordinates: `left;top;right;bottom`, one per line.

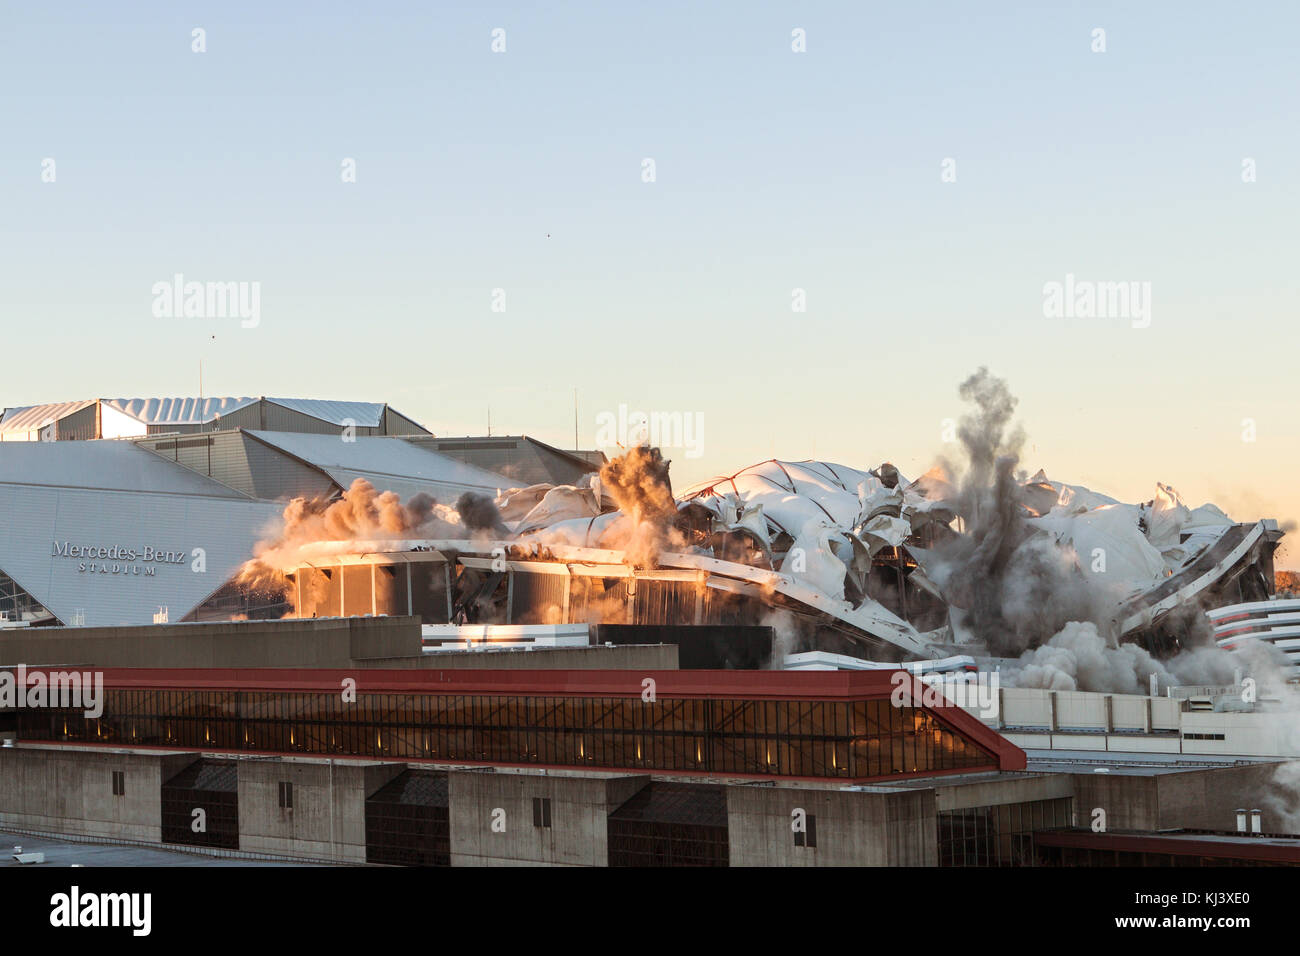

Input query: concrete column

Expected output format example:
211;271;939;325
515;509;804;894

561;567;571;624
445;563;453;622
506;570;513;625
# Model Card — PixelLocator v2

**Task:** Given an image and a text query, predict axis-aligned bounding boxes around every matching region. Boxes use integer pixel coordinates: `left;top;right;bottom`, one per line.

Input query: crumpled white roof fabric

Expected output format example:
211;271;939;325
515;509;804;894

506;457;1241;655
1029;504;1168;599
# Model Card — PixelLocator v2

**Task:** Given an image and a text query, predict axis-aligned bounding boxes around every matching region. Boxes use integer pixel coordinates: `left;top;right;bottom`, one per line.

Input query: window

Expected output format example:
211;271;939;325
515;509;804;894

937;798;1073;866
111;771;125;796
279;781;294;810
532;797;552;828
608;783;729;867
13;687;997;782
794;814;817;848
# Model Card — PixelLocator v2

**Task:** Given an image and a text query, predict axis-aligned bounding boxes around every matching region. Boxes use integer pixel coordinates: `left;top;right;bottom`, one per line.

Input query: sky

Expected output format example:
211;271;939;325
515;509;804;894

1;1;1297;567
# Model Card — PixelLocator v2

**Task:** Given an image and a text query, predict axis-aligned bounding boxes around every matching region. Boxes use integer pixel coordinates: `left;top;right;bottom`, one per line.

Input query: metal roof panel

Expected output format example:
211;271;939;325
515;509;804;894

246;431;511;498
0;440;253;498
264;398;385;428
0;400;97;434
103;396;259;426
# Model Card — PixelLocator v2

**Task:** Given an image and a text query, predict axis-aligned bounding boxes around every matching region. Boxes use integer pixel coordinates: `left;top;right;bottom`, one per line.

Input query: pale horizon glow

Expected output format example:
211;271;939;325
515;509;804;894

1;1;1295;569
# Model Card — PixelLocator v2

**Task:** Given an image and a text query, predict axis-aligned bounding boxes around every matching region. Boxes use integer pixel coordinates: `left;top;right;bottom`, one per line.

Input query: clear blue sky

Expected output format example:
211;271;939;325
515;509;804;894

2;1;1297;564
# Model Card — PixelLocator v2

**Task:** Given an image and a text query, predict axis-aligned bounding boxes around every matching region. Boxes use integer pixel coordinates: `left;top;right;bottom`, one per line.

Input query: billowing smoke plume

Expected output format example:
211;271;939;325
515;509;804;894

239;444;689;615
953;367;1025;506
455;492;509;538
1265;761;1300;835
1258;693;1300;835
1005;616;1296;696
237;478;495;605
930;368;1104;656
1011;621;1175;693
762;608;813;669
595;445;684;567
926;368;1276;696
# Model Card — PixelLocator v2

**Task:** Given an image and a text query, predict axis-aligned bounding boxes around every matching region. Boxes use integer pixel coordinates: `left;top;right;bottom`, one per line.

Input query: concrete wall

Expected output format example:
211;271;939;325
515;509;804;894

991;687;1180;734
1001;718;1296;759
0;745;195;842
1155;763;1287;833
448;770;648;867
2;743;1282;865
1180;711;1298;758
1070;774;1161;831
235;758;404;862
0;617;677;672
726;786;937;866
0;615;420;669
932;773;1073;812
1067;765;1283;834
1002;731;1183;753
371;643;678;670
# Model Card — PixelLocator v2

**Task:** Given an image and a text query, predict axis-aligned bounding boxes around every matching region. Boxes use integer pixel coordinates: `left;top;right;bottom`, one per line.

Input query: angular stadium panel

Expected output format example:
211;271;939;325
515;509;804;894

244;430;510;502
0;442;282;626
407;435;603;487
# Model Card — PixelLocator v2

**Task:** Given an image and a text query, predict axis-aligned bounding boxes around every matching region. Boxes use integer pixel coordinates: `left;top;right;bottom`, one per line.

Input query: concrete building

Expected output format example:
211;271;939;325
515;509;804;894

0;395;1293;868
0;615;675;672
0;396;429;442
1212;597;1300;677
2;659;1295;866
0;743;1290;867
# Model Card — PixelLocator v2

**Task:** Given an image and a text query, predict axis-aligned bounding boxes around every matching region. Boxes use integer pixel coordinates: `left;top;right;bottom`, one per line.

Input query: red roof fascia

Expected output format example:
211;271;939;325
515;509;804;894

1034;829;1300;864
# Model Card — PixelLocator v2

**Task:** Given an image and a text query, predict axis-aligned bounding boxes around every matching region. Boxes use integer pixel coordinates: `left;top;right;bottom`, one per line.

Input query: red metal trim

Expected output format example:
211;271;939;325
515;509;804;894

1214;625;1258;639
89;666;901;696
1214;613;1251;624
1034;829;1300;863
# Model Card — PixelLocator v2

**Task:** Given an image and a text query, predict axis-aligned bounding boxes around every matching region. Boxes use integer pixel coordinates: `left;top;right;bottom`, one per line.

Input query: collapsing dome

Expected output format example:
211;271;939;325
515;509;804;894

247;449;1282;669
234;369;1285;686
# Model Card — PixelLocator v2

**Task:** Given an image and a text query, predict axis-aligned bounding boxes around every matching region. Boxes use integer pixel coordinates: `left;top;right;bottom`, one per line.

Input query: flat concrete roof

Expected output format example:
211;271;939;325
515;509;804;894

1024;748;1282;775
1035;827;1300;863
865;770;1047;791
0;831;317;867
